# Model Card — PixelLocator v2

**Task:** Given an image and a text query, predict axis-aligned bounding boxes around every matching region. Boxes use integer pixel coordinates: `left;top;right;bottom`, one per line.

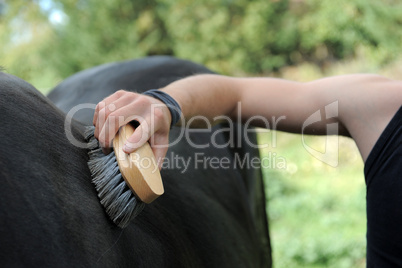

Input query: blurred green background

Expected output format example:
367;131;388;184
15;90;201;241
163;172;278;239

1;0;401;267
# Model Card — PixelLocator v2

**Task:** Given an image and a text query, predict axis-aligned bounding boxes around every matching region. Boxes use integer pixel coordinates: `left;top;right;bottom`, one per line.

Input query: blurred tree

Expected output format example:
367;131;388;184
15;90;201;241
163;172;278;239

0;0;53;87
297;0;402;67
40;0;173;77
0;0;401;88
161;0;297;73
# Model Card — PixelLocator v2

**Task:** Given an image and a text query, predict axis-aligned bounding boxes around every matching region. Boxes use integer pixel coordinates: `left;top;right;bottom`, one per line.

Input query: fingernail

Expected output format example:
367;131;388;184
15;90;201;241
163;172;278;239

123;145;130;153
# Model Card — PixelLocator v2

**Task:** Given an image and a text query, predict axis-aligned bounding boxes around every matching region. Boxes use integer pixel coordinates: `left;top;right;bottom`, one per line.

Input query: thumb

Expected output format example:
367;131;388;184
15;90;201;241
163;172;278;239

151;134;170;170
123;124;151;153
152;147;168;170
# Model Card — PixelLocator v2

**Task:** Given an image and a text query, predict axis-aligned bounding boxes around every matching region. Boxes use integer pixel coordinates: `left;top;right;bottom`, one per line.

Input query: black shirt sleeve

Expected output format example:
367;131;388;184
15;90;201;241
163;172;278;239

364;106;402;267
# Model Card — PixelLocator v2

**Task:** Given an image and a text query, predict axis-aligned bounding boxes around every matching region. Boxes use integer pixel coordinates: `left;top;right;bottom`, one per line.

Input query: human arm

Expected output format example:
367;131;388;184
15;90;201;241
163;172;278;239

93;73;401;164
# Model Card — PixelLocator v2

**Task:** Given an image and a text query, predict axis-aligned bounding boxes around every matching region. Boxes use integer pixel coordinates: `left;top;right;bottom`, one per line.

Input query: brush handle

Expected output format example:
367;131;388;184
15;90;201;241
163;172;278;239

113;124;164;203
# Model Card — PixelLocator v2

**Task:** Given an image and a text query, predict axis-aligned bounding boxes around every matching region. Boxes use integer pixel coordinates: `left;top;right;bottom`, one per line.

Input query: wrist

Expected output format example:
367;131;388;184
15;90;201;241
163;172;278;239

143;89;182;128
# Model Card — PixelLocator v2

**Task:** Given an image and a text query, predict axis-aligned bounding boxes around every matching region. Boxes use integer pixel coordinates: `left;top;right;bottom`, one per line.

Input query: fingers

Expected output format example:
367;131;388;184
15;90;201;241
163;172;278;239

93;90;171;166
122;108;170;153
95;91;143;148
123;122;151;153
93;90;126;127
151;135;169;170
94;93;120;139
124;127;169;170
97;105;145;149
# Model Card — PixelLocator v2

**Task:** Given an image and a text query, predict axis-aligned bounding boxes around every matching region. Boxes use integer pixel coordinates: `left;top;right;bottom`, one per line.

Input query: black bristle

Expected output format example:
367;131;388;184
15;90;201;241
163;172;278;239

85;126;145;228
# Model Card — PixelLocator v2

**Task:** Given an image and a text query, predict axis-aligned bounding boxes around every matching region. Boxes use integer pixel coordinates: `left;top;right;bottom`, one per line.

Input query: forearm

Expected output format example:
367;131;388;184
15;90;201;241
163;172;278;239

161;74;306;131
232;77;308;132
161;74;242;127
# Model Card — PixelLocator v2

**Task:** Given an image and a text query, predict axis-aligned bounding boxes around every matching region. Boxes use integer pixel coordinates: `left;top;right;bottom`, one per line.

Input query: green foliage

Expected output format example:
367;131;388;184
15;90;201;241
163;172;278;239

0;0;52;90
1;0;401;91
40;0;171;77
259;132;366;268
297;0;402;65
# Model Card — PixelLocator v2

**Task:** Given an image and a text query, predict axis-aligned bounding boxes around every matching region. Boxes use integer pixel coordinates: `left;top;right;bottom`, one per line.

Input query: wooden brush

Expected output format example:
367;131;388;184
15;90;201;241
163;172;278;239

85;123;163;228
113;124;164;203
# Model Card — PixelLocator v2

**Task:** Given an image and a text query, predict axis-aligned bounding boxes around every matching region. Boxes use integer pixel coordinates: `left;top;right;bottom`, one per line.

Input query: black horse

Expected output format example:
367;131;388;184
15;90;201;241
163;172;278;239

0;56;271;267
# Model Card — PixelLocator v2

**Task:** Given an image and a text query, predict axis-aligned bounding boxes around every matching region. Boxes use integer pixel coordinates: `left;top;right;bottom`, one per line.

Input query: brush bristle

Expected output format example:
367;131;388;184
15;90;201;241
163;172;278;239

85;126;145;228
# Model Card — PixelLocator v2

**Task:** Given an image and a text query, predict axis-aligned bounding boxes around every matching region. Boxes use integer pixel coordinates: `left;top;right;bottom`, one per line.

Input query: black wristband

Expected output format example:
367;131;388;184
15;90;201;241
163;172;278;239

143;89;182;128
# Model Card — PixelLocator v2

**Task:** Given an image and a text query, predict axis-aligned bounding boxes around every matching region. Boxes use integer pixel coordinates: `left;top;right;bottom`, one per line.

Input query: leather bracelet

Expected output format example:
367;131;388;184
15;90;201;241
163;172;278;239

143;89;182;128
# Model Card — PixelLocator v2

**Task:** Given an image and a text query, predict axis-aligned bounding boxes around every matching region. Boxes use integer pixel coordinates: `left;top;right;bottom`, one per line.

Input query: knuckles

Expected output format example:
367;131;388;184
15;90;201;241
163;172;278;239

94;90;171;150
97;130;114;149
115;89;128;98
135;94;153;107
153;107;169;125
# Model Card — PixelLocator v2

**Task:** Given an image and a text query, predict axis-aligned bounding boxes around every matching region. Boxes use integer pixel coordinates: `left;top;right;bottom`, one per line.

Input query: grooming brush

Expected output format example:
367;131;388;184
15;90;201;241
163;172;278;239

85;123;164;228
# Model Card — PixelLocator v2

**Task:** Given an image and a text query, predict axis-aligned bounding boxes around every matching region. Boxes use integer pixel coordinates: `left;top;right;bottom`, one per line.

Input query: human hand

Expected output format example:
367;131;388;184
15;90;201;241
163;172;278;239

93;90;172;169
